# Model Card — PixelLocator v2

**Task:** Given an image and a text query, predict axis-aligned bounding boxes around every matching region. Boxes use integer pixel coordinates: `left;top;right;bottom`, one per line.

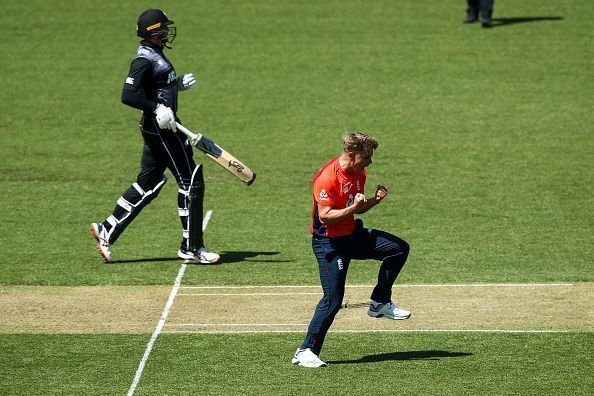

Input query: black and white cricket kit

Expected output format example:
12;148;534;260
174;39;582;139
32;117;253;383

466;0;494;23
100;40;204;251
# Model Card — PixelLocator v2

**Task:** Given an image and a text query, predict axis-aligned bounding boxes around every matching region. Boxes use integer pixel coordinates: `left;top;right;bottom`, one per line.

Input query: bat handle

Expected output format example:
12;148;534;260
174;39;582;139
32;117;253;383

176;122;203;143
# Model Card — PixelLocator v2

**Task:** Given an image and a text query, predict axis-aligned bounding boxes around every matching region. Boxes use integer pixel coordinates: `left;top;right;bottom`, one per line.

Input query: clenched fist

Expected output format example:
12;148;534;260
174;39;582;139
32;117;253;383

375;185;388;201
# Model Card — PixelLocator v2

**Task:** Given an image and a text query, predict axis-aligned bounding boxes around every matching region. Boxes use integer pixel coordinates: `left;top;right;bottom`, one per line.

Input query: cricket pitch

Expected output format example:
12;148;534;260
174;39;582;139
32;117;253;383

1;283;592;334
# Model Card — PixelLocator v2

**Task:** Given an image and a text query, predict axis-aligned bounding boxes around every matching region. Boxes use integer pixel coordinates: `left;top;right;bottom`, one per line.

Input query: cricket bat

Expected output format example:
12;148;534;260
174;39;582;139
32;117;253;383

176;122;256;185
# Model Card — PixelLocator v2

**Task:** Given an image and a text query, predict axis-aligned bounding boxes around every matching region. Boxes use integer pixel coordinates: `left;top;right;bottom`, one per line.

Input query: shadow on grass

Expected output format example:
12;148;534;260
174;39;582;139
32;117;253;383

491;16;563;27
328;350;473;364
111;251;289;264
110;257;180;264
218;251;290;264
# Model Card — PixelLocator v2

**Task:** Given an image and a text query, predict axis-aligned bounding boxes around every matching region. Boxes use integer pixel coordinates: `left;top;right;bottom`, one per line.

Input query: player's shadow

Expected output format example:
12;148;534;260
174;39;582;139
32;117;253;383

107;252;288;264
490;16;563;27
218;251;290;264
328;350;472;365
110;257;180;264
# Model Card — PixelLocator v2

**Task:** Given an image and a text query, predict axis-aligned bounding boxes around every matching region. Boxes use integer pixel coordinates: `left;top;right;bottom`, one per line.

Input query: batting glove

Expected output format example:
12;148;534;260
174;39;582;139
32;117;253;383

177;73;197;91
154;104;177;132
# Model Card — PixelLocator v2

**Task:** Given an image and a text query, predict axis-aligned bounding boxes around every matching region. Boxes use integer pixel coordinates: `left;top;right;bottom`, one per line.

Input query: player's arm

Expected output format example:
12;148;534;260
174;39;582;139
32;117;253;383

121;57;157;112
121;57;176;131
317;193;366;225
355;185;388;214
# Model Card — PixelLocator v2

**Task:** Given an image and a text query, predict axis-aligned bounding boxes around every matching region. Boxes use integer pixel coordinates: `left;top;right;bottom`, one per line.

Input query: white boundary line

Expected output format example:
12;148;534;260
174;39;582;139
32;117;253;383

180;283;574;289
127;210;212;396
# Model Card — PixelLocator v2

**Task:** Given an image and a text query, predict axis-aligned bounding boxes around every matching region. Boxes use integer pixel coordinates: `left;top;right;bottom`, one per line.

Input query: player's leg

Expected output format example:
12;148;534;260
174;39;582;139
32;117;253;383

188;164;204;251
294;236;351;366
177;164;220;263
479;0;494;27
464;0;480;23
369;230;409;303
91;140;167;263
351;220;411;319
176;164;197;257
152;125;219;263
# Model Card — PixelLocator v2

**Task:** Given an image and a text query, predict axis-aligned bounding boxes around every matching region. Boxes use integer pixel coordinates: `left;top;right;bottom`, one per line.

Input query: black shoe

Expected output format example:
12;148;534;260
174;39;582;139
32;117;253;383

481;18;493;28
464;10;478;24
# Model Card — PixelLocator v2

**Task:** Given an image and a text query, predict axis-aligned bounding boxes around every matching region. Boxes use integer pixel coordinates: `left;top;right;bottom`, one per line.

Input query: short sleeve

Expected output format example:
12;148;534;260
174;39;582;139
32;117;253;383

313;175;335;207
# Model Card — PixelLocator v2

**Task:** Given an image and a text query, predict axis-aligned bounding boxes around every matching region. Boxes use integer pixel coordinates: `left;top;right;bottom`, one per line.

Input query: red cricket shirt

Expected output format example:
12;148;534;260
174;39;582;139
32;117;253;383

310;157;366;237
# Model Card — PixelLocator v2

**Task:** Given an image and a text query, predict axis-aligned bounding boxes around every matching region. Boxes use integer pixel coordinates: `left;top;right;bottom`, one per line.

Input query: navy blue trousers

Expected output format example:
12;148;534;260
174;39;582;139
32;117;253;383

301;220;409;355
467;0;494;18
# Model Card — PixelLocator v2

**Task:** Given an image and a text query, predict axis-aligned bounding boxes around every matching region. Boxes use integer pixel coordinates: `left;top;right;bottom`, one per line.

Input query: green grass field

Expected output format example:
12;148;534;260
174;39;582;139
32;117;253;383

0;0;592;394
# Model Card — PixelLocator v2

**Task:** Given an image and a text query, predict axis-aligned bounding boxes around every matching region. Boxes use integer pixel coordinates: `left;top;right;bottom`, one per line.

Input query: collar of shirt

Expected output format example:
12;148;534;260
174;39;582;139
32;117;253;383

140;40;164;53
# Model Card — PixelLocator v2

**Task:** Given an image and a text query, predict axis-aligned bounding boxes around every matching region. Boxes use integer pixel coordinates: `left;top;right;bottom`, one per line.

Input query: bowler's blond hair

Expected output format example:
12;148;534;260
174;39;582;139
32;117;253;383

342;132;378;156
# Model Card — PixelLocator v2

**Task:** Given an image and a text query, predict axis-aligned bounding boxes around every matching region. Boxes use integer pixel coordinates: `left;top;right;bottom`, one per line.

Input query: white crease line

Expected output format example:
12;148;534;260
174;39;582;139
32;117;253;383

127;210;212;396
181;285;321;289
177;292;320;296
202;209;212;230
396;283;574;288
162;330;310;334
128;263;186;396
166;323;309;327
180;283;574;289
161;329;571;334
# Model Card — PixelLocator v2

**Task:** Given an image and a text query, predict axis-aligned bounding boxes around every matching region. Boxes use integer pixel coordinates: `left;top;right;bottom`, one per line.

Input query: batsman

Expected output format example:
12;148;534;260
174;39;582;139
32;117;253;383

90;9;220;264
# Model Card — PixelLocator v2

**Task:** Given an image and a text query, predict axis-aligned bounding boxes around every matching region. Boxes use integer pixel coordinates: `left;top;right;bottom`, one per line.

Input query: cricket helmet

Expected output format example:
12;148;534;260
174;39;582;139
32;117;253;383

136;9;176;45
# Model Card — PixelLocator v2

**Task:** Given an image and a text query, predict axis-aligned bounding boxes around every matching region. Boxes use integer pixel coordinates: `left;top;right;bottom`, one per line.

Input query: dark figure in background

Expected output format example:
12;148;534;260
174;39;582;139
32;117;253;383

464;0;495;28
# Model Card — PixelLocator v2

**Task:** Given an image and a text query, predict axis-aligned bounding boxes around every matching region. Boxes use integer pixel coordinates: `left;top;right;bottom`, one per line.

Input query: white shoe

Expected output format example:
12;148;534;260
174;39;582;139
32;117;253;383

90;223;112;263
291;348;327;368
177;247;221;264
368;300;411;320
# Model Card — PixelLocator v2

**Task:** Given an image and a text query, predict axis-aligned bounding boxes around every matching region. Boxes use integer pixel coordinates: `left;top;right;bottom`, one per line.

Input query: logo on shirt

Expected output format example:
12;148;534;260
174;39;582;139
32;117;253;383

357;180;361;190
167;71;176;84
319;189;329;201
342;182;352;194
125;77;134;85
346;194;354;207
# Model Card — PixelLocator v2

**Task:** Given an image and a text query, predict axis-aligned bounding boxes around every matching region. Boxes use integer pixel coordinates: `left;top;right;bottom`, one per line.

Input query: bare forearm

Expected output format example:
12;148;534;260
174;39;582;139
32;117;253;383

355;197;380;214
318;205;358;225
357;186;389;214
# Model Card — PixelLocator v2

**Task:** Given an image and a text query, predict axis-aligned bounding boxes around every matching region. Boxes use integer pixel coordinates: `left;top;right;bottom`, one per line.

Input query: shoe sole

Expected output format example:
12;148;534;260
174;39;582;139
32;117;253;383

292;360;327;368
203;256;221;265
178;250;221;264
183;258;221;265
368;310;411;320
90;224;112;264
177;250;194;260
